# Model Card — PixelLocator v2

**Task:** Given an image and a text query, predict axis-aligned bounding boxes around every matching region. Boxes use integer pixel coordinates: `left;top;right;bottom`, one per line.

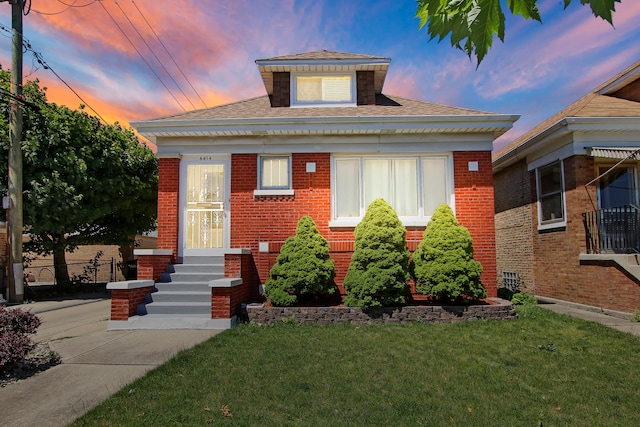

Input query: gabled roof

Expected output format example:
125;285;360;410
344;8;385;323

494;59;640;171
132;94;519;139
255;50;391;94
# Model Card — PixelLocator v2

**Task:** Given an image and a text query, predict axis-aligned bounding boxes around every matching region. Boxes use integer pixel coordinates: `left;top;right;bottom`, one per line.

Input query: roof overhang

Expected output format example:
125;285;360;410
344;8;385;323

493;117;640;173
132;114;519;143
255;57;391;94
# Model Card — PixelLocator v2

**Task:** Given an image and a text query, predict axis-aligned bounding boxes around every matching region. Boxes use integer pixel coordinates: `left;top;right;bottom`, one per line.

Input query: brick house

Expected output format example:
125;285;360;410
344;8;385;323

494;59;640;314
112;50;517;328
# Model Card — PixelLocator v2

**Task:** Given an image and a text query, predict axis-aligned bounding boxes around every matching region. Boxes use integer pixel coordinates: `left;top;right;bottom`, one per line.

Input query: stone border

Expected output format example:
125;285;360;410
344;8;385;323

243;298;516;325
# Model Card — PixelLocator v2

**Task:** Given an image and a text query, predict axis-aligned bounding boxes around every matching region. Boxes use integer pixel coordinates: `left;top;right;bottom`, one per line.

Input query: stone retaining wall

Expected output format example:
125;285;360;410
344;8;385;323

243;298;516;325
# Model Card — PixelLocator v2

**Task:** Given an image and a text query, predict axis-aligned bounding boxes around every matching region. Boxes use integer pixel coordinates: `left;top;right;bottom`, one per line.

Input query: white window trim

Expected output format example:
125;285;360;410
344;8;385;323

536;160;567;231
257;155;292;190
329;153;454;228
290;72;357;108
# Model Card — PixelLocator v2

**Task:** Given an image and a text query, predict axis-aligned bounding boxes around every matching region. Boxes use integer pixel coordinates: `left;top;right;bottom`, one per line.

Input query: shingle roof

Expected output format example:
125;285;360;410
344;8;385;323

144;94;496;123
494;60;640;160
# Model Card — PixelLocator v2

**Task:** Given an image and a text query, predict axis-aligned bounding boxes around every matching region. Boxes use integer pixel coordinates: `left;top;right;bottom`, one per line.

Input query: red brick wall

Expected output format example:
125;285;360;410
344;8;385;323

230;151;497;297
110;286;153;320
137;254;173;282
157;157;180;261
453;152;497;297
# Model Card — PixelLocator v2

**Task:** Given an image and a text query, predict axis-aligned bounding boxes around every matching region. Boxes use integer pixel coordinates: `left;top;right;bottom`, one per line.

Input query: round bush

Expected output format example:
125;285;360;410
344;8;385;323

343;198;410;309
413;204;486;302
264;215;336;306
511;292;537;306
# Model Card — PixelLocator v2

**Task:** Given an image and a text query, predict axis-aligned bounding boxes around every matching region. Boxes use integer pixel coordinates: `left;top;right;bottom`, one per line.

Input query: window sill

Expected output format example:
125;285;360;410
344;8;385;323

537;221;566;232
329;218;430;228
253;189;294;197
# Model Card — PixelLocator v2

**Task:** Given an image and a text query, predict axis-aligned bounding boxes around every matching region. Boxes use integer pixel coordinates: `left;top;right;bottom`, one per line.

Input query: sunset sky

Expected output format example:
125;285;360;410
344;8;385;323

0;0;639;151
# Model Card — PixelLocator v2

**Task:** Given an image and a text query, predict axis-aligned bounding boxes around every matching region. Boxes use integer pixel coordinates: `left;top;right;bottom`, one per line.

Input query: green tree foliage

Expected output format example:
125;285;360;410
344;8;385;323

0;70;158;287
413;204;486;301
264;216;336;306
343;198;410;309
416;0;620;64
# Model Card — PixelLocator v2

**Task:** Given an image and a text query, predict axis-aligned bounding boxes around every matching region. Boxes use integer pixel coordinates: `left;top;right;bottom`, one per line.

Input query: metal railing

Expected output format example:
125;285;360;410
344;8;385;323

583;205;640;254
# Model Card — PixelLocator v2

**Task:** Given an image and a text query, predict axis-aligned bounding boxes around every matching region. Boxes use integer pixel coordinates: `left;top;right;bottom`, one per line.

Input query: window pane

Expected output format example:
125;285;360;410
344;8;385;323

538;161;564;223
322;76;351;101
393;159;418;216
599;166;637;209
261;157;289;188
296;77;322;101
540;194;563;221
335;159;359;217
539;163;562;195
364;159;391;208
422;158;447;216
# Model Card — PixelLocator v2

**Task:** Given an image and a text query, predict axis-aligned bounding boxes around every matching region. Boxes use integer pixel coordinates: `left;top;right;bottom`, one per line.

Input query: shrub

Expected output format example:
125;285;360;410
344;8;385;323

413;204;486;302
264;216;336;306
511;292;537;306
343;198;410;309
0;307;42;367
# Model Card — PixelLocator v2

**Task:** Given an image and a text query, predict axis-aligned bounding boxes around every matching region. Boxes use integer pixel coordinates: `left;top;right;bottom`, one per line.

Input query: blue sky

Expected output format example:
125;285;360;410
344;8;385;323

0;0;639;151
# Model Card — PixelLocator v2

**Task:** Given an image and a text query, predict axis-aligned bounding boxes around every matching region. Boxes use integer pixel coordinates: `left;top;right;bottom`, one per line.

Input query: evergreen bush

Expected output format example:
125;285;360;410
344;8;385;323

413;204;486;301
343;198;410;309
264;216;336;306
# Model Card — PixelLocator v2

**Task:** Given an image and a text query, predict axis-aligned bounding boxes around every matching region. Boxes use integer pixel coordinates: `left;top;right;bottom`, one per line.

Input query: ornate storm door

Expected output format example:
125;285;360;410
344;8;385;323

182;158;230;256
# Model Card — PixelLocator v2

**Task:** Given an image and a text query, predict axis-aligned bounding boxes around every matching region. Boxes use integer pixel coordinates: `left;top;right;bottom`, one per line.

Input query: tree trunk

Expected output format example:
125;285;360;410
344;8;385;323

52;236;71;288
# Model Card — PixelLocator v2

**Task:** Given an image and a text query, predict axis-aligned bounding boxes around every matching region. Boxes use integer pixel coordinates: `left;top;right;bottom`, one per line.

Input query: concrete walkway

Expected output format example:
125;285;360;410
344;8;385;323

537;296;640;336
0;295;221;427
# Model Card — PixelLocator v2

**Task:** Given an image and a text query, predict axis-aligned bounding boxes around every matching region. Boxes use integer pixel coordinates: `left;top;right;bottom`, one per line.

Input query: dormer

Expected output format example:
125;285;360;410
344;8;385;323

255;50;391;108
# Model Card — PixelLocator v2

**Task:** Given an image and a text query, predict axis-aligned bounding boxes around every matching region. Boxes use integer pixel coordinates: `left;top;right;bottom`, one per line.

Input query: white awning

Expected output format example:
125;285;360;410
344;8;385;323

587;147;640;160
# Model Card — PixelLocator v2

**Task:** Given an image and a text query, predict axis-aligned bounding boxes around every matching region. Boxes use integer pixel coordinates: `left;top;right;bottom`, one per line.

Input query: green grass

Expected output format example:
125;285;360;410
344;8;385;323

72;306;640;426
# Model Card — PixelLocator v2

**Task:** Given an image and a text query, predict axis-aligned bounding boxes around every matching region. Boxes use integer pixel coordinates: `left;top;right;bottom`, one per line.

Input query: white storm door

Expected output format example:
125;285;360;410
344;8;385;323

182;158;230;256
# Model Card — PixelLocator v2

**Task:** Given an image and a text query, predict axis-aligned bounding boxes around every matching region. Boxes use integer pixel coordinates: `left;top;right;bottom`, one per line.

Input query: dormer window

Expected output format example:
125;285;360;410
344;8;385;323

292;73;356;107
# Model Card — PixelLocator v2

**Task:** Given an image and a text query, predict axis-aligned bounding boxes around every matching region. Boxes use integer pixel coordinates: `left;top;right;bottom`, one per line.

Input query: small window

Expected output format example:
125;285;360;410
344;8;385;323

259;156;290;189
292;74;355;106
537;161;565;226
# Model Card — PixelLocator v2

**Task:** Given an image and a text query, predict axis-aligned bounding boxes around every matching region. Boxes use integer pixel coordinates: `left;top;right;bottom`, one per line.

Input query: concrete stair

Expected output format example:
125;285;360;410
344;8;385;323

138;256;224;318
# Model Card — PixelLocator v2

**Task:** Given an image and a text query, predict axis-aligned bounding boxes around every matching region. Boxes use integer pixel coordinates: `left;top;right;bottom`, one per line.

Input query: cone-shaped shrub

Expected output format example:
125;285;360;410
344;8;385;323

264;215;336;306
343;198;410;309
413;204;486;301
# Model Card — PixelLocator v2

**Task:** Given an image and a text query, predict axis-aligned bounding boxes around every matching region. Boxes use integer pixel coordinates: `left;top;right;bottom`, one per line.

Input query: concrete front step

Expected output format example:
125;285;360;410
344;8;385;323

170;263;225;274
155;282;211;292
141;301;211;316
159;272;225;283
109;314;235;330
182;256;225;265
150;291;210;303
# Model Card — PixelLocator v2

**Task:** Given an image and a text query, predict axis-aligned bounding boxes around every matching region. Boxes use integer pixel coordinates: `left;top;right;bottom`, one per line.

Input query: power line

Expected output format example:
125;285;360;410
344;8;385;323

130;0;207;109
113;0;197;110
97;1;187;112
0;23;107;123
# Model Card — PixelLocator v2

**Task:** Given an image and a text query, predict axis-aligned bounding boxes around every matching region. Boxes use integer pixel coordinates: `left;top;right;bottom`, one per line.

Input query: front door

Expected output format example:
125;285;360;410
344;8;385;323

181;157;230;257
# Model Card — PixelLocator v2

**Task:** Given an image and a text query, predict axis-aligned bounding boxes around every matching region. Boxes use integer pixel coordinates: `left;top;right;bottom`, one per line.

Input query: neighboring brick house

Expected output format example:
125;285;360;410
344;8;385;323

130;50;517;314
494;59;640;314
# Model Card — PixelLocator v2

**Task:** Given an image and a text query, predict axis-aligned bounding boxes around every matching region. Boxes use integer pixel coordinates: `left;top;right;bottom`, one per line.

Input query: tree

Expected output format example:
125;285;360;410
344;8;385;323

0;70;158;288
343;198;410;309
416;0;620;64
413;204;486;302
264;216;336;306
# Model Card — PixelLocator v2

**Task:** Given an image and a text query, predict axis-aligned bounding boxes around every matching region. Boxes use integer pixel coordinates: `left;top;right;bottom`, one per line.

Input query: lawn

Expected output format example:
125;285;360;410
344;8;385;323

72;305;640;426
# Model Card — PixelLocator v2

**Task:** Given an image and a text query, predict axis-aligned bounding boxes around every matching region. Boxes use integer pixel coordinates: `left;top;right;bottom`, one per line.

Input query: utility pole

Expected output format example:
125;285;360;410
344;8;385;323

5;0;23;303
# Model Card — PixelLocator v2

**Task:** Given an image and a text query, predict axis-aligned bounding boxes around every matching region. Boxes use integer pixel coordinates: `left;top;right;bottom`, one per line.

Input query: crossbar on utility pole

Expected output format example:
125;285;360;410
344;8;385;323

7;0;24;303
